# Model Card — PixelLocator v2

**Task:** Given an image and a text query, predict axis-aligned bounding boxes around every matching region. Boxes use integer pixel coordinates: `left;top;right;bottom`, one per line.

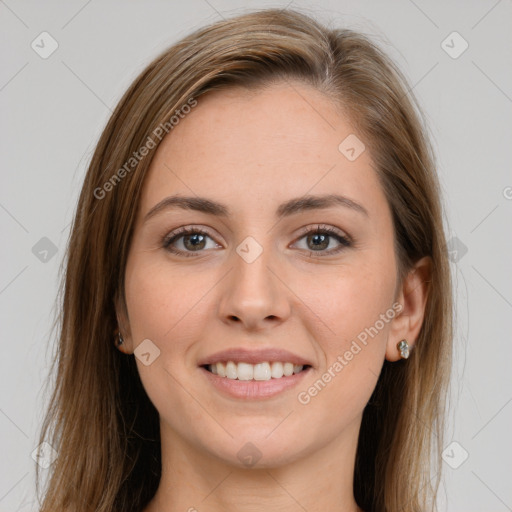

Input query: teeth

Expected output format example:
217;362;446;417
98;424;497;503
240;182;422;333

237;362;253;381
271;362;284;378
254;362;271;380
207;361;305;381
225;361;237;379
283;362;294;377
217;362;226;377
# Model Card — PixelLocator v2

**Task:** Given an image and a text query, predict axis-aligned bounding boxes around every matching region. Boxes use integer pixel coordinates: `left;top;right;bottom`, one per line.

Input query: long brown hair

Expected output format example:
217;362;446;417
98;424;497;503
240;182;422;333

37;7;452;511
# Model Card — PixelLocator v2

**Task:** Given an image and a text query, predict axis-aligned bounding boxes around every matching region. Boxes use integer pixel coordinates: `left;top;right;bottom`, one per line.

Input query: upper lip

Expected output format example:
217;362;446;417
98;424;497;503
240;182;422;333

198;347;313;367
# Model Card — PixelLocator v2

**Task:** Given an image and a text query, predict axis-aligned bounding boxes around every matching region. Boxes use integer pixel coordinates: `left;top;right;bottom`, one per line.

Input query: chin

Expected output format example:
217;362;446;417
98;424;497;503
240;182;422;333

202;434;314;470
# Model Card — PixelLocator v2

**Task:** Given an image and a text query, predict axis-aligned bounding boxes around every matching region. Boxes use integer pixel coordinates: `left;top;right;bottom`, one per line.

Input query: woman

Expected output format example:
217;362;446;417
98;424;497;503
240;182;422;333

37;7;452;512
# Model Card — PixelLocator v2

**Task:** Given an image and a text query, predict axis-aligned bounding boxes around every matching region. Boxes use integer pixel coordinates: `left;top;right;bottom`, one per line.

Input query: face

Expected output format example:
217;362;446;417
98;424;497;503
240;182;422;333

118;81;403;468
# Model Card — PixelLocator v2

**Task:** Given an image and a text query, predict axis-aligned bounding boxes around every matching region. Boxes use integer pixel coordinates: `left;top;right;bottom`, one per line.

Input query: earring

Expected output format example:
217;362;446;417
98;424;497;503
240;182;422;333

117;331;124;347
397;339;410;359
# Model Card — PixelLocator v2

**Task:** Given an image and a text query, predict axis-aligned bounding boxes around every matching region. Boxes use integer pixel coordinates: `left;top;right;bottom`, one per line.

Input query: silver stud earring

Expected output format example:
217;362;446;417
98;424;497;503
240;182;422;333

397;339;410;359
117;331;124;347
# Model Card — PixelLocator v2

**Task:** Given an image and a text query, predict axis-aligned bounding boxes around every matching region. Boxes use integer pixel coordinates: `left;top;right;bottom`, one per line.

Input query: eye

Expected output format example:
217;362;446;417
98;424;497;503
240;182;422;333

293;225;351;256
162;224;352;258
162;227;221;257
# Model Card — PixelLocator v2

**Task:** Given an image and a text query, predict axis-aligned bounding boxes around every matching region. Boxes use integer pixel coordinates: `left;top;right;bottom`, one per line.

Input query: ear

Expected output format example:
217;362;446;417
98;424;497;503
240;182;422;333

114;290;134;354
386;256;431;362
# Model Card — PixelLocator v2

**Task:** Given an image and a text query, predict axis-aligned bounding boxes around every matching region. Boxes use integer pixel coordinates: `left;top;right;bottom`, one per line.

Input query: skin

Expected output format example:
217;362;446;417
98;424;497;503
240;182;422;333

115;80;430;512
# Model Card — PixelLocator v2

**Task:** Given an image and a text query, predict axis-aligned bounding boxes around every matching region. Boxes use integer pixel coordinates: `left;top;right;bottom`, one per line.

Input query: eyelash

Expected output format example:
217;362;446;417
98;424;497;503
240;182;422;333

162;224;352;258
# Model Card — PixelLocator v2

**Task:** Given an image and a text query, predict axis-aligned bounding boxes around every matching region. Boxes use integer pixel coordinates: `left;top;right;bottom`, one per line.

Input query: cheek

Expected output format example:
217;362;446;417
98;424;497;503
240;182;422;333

303;259;396;349
126;257;220;400
295;255;396;407
124;255;216;365
124;257;212;417
293;273;394;436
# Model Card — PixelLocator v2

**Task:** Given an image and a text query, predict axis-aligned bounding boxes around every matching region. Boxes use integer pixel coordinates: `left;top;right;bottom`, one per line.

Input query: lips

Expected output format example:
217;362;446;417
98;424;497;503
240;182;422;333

200;363;311;399
197;347;314;399
197;347;313;367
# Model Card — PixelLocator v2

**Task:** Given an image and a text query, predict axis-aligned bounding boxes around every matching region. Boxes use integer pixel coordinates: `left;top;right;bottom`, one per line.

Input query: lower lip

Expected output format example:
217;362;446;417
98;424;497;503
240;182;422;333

200;366;311;399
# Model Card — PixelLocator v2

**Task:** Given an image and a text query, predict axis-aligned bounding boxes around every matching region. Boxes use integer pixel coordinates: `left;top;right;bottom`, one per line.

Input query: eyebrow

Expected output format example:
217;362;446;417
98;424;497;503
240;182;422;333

144;193;369;222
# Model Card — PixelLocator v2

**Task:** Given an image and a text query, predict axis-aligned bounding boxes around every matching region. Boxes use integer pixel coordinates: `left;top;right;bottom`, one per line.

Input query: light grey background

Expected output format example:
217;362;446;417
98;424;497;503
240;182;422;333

1;1;511;511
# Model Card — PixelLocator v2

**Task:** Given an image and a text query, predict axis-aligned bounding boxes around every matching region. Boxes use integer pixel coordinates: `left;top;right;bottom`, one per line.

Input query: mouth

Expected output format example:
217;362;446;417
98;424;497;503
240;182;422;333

202;361;312;381
199;361;312;400
197;347;314;399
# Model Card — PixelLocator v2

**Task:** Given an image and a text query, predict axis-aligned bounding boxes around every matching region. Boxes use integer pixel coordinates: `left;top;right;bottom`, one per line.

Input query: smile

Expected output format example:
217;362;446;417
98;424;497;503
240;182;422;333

205;361;308;380
200;362;312;400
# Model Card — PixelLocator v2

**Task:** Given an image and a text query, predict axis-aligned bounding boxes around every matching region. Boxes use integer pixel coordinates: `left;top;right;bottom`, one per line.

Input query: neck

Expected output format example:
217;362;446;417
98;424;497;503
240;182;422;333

144;417;364;512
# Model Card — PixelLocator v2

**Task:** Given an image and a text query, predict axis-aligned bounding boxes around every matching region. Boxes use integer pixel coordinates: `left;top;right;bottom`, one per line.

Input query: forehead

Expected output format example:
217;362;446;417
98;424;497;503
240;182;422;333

139;81;385;219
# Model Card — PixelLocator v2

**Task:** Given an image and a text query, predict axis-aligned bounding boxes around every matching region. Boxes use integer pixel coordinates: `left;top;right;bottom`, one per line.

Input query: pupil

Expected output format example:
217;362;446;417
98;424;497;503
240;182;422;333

185;234;205;250
310;234;328;250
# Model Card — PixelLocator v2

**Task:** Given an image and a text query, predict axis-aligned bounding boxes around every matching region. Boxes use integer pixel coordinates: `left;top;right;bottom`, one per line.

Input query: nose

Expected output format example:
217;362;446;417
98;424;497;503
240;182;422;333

217;240;291;332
